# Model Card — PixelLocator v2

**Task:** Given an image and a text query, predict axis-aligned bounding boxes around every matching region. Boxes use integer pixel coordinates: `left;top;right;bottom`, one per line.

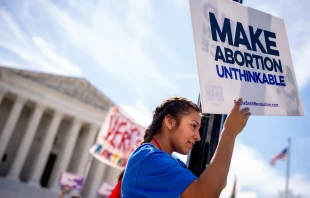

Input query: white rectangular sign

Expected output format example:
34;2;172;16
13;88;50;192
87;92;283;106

90;106;145;170
189;0;304;116
58;171;84;190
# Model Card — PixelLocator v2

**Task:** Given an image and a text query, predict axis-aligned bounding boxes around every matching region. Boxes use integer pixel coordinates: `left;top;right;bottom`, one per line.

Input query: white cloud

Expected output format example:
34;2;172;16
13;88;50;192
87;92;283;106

126;0;153;40
120;100;153;127
0;6;83;76
0;7;28;45
173;152;188;163
292;44;310;89
220;142;310;197
154;38;186;68
236;191;258;198
32;36;82;76
34;0;180;96
0;0;185;106
175;141;310;197
169;0;189;10
167;73;198;79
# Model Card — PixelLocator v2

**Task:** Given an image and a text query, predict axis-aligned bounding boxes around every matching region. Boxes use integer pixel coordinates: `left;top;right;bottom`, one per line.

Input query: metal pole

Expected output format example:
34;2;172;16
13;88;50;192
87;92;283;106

187;0;243;177
233;0;243;3
286;138;291;197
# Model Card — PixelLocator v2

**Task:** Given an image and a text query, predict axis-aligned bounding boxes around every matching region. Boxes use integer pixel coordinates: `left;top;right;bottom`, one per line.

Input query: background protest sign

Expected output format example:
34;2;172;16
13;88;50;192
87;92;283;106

97;182;114;197
58;171;84;190
90;106;145;170
189;0;304;116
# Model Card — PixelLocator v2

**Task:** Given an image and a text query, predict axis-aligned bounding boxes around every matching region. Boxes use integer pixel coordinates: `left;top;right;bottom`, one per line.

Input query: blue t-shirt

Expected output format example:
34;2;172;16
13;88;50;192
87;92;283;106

121;143;197;198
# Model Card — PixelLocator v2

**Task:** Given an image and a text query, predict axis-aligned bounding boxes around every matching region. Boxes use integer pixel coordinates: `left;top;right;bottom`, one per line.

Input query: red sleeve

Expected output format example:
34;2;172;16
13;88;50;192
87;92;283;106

109;180;122;198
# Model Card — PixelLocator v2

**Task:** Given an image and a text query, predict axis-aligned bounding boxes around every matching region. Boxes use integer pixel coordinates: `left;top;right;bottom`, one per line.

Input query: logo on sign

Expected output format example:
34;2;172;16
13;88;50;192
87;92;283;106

206;81;224;105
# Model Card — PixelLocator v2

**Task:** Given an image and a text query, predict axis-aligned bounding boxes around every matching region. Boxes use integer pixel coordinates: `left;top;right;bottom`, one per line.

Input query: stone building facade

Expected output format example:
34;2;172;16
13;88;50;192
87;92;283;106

0;66;120;198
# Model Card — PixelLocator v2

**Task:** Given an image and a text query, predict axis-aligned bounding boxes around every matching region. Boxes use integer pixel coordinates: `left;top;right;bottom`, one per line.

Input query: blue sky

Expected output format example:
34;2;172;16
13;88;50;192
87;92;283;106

0;0;309;197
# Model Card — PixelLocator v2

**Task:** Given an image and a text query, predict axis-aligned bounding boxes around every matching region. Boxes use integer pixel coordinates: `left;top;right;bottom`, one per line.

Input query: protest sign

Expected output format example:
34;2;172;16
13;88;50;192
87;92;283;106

189;0;304;115
90;106;145;170
97;182;114;197
58;171;84;190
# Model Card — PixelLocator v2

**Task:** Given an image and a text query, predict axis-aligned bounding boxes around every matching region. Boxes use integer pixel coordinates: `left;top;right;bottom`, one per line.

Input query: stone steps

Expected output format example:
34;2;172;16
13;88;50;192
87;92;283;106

0;177;60;198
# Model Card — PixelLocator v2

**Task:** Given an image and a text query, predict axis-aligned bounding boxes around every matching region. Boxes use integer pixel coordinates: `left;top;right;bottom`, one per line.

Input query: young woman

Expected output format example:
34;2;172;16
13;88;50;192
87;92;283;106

111;97;250;198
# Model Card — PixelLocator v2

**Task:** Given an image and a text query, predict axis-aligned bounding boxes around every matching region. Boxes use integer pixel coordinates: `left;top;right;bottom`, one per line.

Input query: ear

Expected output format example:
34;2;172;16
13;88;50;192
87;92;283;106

164;114;176;131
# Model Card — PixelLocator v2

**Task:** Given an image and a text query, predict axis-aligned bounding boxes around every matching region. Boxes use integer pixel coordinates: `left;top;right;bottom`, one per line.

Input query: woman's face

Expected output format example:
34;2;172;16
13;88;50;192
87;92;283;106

169;111;201;155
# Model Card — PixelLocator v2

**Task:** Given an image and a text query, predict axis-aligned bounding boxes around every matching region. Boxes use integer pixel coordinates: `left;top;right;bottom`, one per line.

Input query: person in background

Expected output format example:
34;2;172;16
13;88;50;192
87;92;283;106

58;185;80;198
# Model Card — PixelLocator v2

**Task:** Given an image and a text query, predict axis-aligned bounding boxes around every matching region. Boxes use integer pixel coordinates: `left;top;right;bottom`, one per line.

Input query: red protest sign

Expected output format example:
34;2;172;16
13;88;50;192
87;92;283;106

90;106;145;169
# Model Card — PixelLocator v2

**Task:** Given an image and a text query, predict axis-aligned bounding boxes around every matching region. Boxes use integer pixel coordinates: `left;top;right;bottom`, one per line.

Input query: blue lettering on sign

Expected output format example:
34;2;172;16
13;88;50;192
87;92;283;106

209;12;280;56
216;65;286;86
215;46;283;73
208;11;286;87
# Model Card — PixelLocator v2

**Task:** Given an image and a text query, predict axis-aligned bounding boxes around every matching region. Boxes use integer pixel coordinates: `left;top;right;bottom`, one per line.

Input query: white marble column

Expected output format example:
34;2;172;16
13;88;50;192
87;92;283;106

105;166;121;186
0;91;5;104
7;103;45;180
50;118;83;189
84;160;107;198
69;126;97;197
0;97;25;162
75;125;98;176
29;111;63;187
